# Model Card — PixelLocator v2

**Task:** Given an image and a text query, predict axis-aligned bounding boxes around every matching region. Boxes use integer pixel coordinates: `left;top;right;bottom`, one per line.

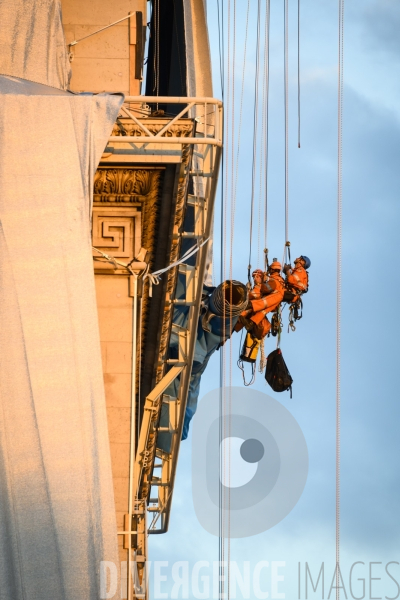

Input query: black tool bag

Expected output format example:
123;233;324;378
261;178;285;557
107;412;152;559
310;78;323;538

265;349;293;397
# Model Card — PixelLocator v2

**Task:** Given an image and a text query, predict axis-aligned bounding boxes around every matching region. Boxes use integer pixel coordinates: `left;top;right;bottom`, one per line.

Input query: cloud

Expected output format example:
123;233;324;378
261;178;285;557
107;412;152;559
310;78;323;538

361;0;400;56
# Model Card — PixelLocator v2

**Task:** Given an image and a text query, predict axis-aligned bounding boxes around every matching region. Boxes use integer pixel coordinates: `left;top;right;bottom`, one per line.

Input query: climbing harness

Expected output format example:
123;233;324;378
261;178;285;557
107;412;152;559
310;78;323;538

288;298;303;332
275;305;283;348
270;310;282;337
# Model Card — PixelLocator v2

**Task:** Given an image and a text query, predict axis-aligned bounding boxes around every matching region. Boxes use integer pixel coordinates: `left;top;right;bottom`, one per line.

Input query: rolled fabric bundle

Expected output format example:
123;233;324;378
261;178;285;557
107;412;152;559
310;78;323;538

209;279;248;317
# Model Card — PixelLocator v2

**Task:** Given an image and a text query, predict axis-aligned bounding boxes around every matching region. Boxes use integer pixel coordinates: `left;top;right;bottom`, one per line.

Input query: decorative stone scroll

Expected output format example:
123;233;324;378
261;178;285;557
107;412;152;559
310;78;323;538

94;168;158;203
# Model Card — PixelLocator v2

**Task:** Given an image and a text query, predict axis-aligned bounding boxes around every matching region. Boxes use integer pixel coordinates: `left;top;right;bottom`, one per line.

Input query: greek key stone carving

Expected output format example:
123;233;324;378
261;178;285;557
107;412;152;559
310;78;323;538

92;208;141;272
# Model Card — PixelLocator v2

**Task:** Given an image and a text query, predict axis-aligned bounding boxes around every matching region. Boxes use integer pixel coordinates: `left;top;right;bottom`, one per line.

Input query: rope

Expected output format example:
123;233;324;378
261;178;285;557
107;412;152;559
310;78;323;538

257;8;267;262
227;5;237;592
259;337;267;372
298;0;301;149
150;238;209;278
230;0;251;266
221;0;231;588
216;0;225;595
93;239;208;297
237;360;256;386
172;0;185;93
152;0;160;96
156;0;160;97
248;0;262;273
284;0;289;245
68;13;133;47
217;0;224;97
336;0;344;597
264;0;271;261
209;281;248;317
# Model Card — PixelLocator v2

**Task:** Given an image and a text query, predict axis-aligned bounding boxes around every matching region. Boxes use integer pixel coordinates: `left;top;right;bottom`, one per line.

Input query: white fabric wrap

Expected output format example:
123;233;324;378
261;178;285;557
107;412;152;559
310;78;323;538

0;75;123;600
0;0;71;90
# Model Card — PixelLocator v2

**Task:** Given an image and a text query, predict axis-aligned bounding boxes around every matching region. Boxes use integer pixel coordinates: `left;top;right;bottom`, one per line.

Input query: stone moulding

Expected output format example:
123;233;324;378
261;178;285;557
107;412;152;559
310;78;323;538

93;168;161;203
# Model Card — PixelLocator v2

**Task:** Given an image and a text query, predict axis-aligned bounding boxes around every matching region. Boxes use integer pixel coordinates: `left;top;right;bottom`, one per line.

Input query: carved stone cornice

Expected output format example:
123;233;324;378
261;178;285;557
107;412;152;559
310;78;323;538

94;168;161;203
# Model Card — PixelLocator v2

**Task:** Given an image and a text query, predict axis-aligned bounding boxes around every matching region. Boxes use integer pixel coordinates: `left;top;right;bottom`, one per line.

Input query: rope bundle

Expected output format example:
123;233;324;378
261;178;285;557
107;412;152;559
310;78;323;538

209;280;248;318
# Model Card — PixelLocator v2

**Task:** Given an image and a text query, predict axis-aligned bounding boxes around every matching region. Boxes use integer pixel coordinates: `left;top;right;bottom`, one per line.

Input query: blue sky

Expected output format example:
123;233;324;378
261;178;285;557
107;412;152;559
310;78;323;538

148;1;400;597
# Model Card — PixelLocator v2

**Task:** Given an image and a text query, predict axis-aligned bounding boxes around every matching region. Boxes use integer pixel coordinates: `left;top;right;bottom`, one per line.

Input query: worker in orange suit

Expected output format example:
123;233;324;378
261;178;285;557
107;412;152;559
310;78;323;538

283;255;310;302
249;260;285;336
234;262;285;340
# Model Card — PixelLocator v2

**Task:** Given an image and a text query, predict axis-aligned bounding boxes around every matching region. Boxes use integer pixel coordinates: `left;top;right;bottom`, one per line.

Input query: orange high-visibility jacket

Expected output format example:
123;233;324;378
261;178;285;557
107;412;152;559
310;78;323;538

250;272;285;325
286;265;308;293
253;315;271;339
248;283;262;300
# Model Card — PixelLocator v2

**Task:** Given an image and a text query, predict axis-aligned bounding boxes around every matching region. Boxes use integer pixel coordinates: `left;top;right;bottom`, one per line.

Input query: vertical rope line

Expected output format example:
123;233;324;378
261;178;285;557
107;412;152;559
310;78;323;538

227;3;236;598
172;0;185;93
284;0;289;244
217;0;224;96
248;0;262;271
298;0;301;148
152;0;157;93
157;0;160;97
230;0;251;258
264;0;271;255
258;0;269;262
220;0;230;595
257;58;265;261
222;0;231;592
216;0;225;593
228;0;236;390
336;0;344;598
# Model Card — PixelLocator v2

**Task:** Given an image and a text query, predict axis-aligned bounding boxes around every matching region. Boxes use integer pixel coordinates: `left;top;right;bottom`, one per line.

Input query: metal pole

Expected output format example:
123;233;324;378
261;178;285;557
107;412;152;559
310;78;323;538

128;272;138;600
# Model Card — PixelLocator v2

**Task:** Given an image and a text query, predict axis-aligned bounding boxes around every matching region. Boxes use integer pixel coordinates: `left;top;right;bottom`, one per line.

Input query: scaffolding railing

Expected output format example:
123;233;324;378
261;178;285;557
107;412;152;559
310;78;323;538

110;95;223;147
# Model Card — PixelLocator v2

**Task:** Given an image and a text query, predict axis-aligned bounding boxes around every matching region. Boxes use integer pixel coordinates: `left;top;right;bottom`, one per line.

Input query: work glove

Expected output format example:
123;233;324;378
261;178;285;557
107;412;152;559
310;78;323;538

283;263;291;274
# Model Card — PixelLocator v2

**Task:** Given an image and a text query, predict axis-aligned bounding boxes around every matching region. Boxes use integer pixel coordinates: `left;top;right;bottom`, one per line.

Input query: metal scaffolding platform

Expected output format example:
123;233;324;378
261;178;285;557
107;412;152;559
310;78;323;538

106;96;222;599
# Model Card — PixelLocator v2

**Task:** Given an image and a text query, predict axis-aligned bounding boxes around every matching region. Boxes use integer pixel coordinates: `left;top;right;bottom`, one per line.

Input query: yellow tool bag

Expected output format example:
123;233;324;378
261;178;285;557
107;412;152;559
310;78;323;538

240;332;260;363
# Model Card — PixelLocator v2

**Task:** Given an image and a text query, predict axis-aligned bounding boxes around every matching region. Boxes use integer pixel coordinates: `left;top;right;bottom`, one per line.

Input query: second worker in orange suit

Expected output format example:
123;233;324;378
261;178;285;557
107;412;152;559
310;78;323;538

234;261;285;340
